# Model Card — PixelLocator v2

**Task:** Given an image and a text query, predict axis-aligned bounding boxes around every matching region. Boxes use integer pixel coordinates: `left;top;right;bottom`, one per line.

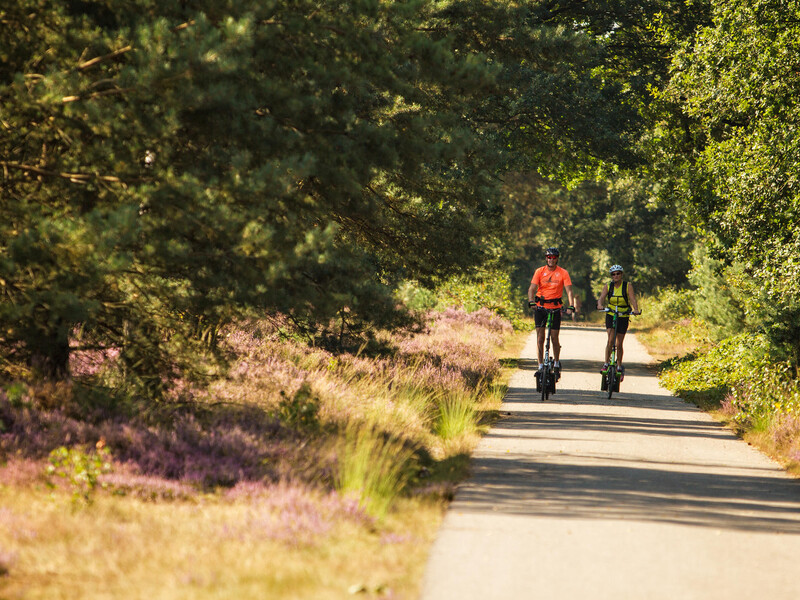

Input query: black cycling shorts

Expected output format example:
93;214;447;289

606;314;630;334
535;306;562;330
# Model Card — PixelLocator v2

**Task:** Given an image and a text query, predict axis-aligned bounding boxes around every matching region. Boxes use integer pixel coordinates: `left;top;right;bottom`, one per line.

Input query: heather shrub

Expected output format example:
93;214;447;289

221;481;370;547
2;304;512;518
0;549;16;577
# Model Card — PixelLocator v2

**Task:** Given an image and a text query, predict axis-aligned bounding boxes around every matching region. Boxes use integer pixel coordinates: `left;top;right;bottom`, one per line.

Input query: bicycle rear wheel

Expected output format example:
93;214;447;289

541;368;549;401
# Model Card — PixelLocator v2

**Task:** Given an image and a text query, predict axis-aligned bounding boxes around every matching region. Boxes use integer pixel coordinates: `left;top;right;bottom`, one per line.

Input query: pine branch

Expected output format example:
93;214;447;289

77;46;133;71
62;86;136;103
0;161;138;185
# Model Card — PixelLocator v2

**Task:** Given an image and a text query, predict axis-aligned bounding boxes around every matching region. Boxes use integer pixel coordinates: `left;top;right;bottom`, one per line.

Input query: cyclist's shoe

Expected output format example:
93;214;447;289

538;363;545;371
617;365;625;381
600;363;609;374
534;370;542;392
553;360;561;380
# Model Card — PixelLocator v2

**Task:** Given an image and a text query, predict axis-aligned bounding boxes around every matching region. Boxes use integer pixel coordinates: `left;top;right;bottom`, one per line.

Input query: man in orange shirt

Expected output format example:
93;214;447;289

527;247;577;373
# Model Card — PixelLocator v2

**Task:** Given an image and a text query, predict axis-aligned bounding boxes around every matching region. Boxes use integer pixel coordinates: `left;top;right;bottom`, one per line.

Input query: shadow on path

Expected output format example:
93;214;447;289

491;407;733;441
454;453;800;534
503;385;691;412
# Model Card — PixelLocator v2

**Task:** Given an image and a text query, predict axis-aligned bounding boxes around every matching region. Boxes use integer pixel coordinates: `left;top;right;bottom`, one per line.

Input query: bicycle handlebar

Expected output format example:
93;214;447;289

529;300;575;313
597;307;640;316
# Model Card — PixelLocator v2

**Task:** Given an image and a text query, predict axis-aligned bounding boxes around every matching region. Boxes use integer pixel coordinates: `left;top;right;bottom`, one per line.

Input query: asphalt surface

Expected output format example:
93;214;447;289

419;325;800;600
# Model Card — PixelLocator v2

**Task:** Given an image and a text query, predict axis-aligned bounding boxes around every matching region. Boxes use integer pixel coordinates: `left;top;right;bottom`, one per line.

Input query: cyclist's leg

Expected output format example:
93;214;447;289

536;327;545;365
615;318;630;369
604;329;614;364
603;314;615;365
533;308;547;366
550;311;562;362
551;329;560;361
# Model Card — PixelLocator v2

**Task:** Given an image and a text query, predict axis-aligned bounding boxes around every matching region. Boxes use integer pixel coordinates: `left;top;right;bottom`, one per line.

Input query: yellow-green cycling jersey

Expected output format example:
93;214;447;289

607;281;630;312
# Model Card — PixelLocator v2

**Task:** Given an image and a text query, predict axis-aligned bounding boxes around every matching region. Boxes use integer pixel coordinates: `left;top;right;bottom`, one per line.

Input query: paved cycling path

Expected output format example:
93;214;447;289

419;325;800;600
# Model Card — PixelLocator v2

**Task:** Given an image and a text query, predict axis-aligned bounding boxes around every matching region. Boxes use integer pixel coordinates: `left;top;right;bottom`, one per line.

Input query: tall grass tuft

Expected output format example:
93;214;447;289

335;425;414;520
435;392;478;441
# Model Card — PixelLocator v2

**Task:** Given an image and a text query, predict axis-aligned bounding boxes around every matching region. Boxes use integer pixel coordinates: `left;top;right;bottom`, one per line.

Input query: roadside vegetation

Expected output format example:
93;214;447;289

636;291;800;478
0;295;523;599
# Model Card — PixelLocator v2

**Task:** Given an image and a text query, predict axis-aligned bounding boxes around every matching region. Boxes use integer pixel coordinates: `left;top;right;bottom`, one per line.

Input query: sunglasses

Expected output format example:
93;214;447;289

611;271;622;276
546;255;558;259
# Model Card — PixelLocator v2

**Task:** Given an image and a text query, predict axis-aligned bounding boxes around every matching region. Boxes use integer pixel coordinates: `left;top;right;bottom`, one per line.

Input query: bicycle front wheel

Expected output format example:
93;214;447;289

606;370;615;399
541;370;549;401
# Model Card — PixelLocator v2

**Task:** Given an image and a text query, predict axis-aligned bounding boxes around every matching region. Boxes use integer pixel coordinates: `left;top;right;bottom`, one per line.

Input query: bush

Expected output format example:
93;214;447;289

729;362;800;428
641;287;695;325
660;333;772;406
397;270;526;329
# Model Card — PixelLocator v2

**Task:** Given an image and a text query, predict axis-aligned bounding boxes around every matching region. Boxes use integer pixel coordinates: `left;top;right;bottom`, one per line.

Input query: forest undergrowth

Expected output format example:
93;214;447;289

0;306;521;600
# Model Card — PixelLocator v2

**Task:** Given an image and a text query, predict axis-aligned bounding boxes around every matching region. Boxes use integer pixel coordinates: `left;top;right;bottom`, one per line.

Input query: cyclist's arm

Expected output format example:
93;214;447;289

627;282;641;314
596;284;609;309
527;281;539;306
564;284;578;312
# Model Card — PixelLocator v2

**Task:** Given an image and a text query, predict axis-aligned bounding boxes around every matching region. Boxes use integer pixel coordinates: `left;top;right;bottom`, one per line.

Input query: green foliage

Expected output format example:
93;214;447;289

660;333;772;406
0;0;509;394
686;245;748;341
46;443;112;506
649;0;800;356
729;362;800;429
277;383;320;432
640;288;695;325
397;269;525;327
686;244;800;365
502;173;694;309
395;281;438;313
436;270;524;323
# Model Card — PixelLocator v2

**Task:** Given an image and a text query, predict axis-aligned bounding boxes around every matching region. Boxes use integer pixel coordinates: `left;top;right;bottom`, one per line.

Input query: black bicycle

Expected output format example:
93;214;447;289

598;306;636;399
532;305;570;401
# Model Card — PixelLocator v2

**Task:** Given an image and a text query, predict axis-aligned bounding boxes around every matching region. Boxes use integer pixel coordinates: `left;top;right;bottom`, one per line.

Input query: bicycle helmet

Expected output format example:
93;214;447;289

609;264;623;274
545;247;560;257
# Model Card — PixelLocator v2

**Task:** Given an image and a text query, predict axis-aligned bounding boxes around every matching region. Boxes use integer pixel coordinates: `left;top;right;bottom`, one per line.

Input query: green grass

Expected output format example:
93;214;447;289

335;425;415;520
435;392;478;441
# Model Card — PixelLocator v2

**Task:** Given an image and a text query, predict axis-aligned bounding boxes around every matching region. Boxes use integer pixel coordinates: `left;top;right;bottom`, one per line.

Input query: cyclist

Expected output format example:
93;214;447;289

527;247;577;374
596;264;641;377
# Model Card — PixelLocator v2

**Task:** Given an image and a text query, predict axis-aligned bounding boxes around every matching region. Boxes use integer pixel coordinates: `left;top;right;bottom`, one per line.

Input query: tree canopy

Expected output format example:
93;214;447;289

3;0;799;390
1;0;641;392
649;0;800;361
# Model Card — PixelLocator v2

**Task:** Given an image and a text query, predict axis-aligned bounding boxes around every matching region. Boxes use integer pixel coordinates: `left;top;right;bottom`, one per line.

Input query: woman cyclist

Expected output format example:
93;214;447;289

596;264;641;377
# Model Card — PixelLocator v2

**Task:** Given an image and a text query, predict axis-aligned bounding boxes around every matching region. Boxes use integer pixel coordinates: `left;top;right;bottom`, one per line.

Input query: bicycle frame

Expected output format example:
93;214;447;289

599;306;633;399
538;307;562;401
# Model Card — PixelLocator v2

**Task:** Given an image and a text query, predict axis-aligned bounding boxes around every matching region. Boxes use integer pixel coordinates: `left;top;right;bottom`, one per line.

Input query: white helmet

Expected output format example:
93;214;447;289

609;264;623;274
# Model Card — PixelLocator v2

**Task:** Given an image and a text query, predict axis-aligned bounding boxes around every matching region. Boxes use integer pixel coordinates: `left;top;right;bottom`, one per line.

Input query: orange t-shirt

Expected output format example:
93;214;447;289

531;265;572;306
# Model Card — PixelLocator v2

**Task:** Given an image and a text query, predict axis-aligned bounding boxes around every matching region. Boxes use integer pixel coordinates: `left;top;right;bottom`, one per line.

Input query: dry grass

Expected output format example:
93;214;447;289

0;480;442;600
0;307;517;599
